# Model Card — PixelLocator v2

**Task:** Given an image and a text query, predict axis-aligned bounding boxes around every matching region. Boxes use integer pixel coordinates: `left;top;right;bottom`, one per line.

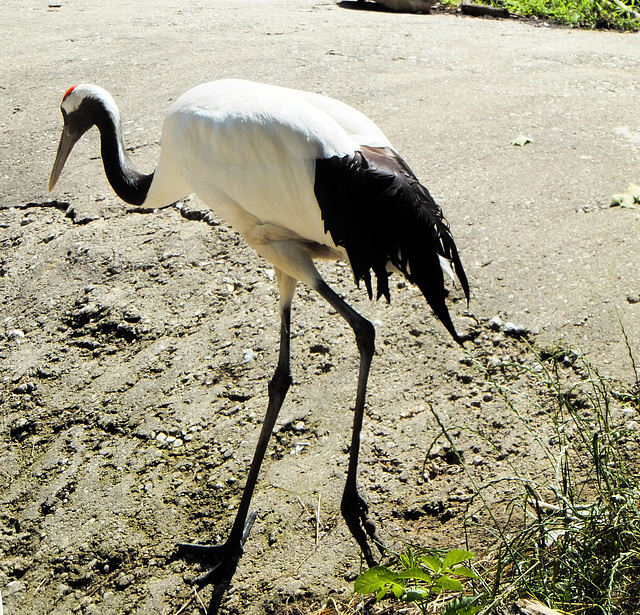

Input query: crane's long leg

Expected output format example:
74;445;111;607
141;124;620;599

315;279;385;566
178;270;297;587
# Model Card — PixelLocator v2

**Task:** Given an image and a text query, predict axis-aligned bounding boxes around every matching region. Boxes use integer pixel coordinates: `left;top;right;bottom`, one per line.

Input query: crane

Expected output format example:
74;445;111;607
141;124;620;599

49;79;469;587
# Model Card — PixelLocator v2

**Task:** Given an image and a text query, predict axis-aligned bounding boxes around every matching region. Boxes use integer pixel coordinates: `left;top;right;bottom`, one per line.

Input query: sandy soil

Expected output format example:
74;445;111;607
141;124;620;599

1;1;639;614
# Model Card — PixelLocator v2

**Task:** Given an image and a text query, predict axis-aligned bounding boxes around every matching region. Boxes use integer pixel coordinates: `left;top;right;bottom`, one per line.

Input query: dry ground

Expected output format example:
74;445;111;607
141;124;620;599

1;1;639;614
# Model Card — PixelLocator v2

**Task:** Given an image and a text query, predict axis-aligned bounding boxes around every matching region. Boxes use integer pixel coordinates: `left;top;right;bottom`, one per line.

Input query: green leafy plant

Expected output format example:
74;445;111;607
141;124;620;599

346;329;640;615
354;547;484;614
439;0;639;30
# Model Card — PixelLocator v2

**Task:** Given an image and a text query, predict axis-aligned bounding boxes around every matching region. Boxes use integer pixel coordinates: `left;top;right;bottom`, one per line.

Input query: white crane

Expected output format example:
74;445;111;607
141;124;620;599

49;79;469;587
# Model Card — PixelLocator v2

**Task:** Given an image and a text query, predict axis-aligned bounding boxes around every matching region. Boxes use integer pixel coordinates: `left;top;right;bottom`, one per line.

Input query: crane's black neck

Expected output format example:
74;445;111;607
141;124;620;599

92;100;154;206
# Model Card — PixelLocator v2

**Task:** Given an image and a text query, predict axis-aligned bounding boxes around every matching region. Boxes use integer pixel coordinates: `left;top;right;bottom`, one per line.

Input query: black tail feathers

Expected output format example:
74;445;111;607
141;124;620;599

314;149;469;343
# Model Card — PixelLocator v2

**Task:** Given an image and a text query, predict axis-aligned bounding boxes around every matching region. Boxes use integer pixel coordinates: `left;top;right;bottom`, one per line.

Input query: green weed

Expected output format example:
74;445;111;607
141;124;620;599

440;0;640;30
348;329;640;615
354;547;484;614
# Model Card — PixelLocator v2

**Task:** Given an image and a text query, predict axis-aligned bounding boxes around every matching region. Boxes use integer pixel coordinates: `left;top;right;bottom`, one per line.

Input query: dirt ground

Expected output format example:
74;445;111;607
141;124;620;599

1;1;639;614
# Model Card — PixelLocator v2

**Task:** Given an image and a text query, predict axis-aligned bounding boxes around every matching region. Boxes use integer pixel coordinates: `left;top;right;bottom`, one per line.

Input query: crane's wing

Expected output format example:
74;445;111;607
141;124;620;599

149;78;468;342
314;147;469;343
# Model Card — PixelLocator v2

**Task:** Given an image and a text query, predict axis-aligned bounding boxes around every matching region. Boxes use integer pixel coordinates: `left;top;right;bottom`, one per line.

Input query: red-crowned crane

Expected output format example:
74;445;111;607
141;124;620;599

49;79;469;587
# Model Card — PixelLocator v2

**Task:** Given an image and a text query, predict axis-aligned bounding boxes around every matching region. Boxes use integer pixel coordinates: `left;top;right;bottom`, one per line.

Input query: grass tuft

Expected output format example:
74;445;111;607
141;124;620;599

352;334;640;614
467;339;640;614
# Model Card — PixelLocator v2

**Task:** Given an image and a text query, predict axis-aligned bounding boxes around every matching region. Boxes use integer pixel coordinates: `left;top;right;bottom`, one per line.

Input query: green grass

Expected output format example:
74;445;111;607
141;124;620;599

466;339;640;613
351;333;640;614
441;0;640;30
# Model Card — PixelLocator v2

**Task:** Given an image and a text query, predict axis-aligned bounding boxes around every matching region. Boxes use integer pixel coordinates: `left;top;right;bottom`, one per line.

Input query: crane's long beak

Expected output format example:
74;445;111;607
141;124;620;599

49;126;80;192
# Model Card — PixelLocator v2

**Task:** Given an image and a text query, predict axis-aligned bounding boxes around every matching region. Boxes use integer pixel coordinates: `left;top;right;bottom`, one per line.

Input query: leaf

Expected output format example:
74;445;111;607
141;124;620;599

435;575;464;592
403;587;431;602
354;566;397;594
397;567;433;583
449;565;478;579
420;555;443;573
442;549;475;570
511;135;533;146
443;595;484;615
611;193;635;208
611;184;640;209
627;183;640;202
390;582;406;599
376;586;390;602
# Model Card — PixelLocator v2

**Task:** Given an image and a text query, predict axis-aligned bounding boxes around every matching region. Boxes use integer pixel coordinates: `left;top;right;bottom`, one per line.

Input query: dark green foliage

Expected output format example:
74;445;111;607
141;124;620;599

474;343;640;614
443;0;639;30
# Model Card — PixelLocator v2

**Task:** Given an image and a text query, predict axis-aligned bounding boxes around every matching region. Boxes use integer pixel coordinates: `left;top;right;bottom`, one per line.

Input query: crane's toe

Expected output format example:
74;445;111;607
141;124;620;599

341;489;386;567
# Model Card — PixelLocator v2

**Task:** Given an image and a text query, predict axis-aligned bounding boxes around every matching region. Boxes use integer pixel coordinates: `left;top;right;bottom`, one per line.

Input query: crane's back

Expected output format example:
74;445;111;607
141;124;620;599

147;79;391;247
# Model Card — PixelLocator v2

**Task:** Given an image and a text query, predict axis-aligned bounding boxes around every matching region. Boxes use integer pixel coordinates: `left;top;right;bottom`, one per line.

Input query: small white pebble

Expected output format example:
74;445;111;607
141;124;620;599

242;349;257;364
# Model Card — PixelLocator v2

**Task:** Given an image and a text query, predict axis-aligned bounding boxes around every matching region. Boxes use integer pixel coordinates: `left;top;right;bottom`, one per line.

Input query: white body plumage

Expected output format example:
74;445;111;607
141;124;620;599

147;80;393;283
51;79;467;328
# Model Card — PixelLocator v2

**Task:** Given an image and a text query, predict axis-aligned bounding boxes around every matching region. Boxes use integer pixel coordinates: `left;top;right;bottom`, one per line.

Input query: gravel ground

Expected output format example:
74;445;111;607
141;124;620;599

1;1;639;614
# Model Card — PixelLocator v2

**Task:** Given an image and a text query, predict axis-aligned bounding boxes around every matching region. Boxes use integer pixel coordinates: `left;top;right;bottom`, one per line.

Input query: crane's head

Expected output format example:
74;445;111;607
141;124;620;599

49;84;119;191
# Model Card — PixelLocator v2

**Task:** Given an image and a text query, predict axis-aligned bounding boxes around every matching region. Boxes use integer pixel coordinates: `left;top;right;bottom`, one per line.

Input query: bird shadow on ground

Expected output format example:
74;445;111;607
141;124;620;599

207;579;234;615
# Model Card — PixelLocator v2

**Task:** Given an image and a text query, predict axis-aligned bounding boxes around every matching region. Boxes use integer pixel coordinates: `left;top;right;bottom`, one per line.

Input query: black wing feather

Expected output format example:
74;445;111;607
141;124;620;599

314;147;469;343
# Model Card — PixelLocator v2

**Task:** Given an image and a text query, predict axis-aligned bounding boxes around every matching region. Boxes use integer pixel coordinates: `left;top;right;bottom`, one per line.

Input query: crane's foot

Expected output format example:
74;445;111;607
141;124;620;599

177;511;258;587
341;489;386;567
